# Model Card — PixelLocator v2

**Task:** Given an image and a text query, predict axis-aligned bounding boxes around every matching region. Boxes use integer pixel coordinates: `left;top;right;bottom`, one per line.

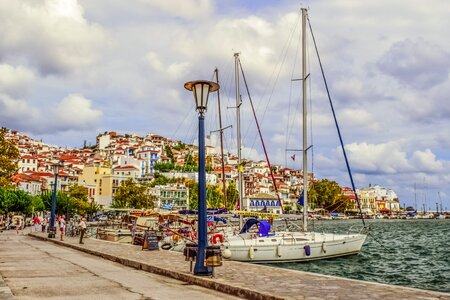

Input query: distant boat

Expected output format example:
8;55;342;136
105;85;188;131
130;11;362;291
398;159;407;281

219;8;367;263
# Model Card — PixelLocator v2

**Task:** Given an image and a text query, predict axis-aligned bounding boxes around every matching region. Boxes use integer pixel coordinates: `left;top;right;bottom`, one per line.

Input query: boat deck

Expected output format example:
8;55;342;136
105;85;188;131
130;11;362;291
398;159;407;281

28;232;450;300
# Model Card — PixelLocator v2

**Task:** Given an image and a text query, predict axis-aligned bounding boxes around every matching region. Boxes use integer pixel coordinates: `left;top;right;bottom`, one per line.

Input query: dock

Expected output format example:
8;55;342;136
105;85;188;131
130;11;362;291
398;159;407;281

27;232;450;300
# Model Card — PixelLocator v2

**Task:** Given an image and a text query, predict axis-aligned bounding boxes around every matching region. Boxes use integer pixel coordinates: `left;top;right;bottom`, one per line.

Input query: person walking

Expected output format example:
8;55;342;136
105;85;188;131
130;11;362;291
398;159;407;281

33;216;40;232
78;217;87;244
59;215;66;241
41;217;47;233
16;218;23;235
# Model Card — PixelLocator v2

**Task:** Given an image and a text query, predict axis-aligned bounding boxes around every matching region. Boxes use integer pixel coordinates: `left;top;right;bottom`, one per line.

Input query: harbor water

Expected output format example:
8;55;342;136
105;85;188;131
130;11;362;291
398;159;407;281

271;219;450;293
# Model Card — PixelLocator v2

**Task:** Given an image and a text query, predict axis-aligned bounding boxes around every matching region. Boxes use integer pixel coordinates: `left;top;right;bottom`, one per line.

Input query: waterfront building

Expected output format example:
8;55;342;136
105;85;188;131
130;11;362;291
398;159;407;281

152;183;189;210
244;192;282;214
78;164;132;207
356;184;400;214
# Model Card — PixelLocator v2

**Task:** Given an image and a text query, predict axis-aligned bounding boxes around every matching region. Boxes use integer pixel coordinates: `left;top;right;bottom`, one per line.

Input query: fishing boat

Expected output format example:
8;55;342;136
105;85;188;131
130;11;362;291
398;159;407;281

219;8;368;263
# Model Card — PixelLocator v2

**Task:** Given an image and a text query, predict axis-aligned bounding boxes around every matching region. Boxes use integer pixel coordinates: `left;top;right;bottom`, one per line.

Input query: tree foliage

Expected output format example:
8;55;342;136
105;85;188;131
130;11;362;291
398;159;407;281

111;178;155;209
0;187;45;215
185;180;237;210
0;128;20;188
164;146;175;163
308;179;349;212
226;181;239;210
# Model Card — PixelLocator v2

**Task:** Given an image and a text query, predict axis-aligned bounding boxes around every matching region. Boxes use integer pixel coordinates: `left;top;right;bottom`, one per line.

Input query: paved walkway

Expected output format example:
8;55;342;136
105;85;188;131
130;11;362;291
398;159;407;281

24;231;450;300
0;230;240;300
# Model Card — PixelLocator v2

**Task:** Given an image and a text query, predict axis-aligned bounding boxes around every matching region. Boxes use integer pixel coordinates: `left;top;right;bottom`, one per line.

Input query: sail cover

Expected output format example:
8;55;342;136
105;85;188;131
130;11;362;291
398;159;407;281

239;218;271;237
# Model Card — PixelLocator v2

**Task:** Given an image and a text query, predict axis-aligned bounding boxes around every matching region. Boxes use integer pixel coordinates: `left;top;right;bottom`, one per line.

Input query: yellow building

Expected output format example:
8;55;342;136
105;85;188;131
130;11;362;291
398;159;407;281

78;165;116;207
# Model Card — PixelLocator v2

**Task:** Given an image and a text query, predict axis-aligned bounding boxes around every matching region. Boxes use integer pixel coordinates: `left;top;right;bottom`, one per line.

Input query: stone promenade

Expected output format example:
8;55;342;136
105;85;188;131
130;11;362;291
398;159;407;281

26;231;450;300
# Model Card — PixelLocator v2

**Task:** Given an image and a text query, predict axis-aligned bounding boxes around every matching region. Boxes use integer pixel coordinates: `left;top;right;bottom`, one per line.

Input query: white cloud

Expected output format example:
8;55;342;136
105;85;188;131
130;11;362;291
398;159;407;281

343;142;411;174
51;94;102;130
0;93;39;128
0;0;108;75
410;149;444;173
377;38;450;89
138;0;214;20
0;64;34;98
143;52;190;80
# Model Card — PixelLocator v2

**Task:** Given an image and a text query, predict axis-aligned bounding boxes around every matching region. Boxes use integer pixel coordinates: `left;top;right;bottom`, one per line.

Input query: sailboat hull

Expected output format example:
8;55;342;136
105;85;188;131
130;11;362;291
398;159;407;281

221;232;367;263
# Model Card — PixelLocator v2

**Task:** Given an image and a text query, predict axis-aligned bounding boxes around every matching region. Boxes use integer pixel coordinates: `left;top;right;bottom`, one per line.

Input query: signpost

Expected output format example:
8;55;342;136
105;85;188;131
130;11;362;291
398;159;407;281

142;230;159;251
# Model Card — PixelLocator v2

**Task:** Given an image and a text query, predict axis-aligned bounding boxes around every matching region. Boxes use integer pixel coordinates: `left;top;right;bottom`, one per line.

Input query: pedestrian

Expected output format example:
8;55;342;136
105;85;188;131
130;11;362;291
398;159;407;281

6;215;10;230
59;215;66;241
41;217;47;233
16;218;23;235
33;216;40;232
78;217;87;244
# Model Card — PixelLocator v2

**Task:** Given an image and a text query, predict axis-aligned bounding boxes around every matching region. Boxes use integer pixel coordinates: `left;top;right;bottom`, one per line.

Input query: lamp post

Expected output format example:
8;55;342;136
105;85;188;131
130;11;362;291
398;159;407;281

184;80;219;276
48;161;63;238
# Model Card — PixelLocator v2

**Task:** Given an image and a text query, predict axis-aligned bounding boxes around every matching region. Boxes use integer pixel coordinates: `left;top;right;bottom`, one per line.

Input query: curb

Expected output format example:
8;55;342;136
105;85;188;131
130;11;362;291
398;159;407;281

29;234;282;300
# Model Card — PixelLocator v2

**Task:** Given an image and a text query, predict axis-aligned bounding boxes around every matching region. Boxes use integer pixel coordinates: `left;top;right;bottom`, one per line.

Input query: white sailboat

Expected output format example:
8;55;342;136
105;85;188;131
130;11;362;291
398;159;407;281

219;8;368;263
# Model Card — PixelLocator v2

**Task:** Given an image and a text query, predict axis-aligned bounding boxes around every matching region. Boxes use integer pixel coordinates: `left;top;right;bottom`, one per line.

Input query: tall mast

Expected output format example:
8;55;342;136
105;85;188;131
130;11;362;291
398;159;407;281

301;8;309;231
235;53;244;227
214;68;227;209
414;183;417;211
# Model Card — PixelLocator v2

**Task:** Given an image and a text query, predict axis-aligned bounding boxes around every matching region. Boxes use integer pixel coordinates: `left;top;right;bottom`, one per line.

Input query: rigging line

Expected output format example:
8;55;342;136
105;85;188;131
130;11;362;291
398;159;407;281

257;8;303;126
307;16;366;227
238;59;283;212
368;231;395;254
285;15;301;166
171;103;197;142
242;12;301;151
221;54;238;155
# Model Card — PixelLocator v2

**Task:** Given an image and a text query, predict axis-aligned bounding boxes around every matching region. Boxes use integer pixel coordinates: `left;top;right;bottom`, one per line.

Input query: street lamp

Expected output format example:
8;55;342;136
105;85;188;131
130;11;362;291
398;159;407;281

184;80;219;276
48;161;63;238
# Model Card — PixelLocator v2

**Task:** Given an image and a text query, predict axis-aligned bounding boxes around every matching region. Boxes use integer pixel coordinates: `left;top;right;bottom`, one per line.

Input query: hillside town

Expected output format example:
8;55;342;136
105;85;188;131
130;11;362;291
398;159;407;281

7;129;400;216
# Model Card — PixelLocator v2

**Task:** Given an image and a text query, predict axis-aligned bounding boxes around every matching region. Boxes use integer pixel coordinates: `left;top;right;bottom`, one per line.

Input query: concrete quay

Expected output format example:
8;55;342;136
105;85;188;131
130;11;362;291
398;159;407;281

25;231;450;300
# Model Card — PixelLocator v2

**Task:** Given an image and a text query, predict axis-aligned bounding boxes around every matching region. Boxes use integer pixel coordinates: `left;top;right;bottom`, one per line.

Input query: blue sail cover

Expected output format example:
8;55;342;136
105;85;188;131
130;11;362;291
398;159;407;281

239;218;260;234
239;218;271;236
258;220;271;237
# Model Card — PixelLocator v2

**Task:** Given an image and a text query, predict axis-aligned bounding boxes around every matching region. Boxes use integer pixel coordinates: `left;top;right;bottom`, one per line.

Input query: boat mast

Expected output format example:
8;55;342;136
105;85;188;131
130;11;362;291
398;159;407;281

235;53;244;227
214;68;227;209
301;8;309;231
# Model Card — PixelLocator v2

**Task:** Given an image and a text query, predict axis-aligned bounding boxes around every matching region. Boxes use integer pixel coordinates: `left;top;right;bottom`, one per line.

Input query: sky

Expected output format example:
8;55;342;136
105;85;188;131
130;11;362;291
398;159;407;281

1;0;449;210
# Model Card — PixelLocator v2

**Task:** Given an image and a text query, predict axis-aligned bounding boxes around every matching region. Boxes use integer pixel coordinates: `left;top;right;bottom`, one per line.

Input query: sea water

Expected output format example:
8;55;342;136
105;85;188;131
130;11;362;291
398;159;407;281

271;219;450;293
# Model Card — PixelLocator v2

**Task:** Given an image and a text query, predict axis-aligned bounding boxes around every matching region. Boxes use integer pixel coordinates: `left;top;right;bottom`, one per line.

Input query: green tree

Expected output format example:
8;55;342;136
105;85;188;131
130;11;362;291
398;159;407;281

173;142;186;151
206;184;223;208
149;173;169;187
28;195;45;214
308;179;349;213
111;178;155;209
185;180;198;209
164;145;175;163
66;184;90;216
0;128;20;188
0;187;33;214
41;190;71;216
226;181;239;210
154;162;175;172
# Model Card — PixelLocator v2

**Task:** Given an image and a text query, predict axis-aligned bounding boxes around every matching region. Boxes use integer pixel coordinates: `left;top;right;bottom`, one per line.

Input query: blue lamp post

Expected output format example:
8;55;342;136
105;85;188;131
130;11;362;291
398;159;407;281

48;161;63;238
184;80;219;275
